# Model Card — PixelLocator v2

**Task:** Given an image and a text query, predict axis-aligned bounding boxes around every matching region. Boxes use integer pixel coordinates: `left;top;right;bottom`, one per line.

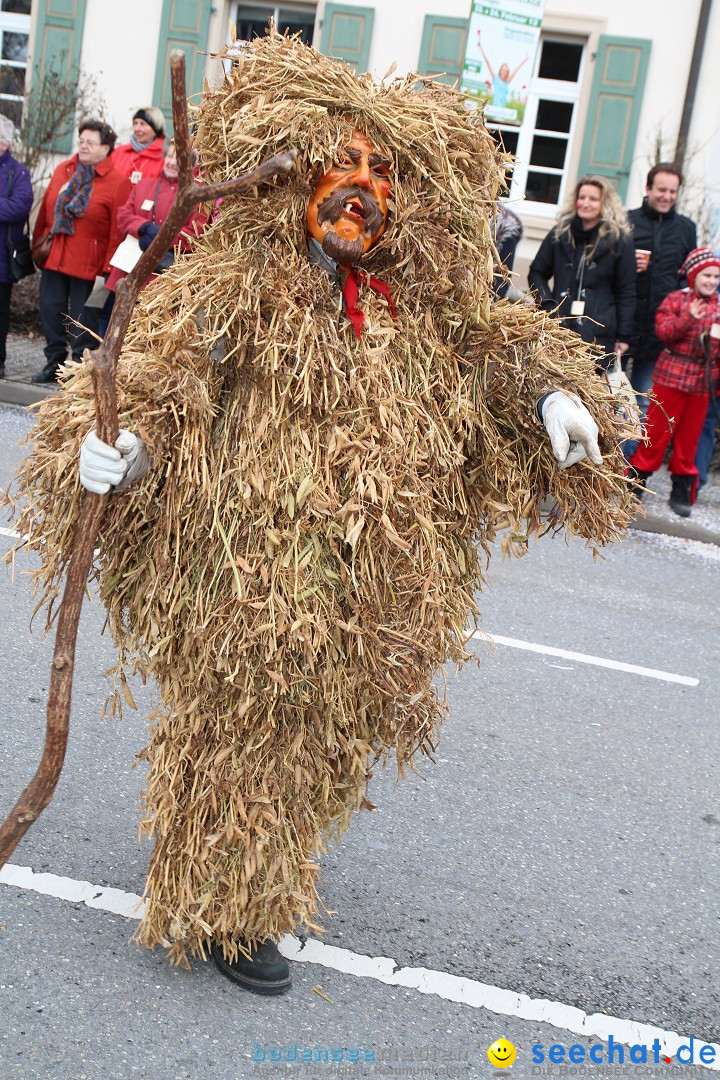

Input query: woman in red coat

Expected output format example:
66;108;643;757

94;107;166;334
106;141;206;294
111;107;166;186
31;119;131;383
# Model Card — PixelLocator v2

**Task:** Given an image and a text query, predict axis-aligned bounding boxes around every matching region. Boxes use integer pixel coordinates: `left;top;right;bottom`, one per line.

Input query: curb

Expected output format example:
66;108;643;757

0;378;56;408
628;513;720;548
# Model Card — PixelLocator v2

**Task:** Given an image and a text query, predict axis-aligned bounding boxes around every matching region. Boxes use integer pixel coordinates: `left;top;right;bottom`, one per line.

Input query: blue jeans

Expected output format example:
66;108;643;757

695;396;719;488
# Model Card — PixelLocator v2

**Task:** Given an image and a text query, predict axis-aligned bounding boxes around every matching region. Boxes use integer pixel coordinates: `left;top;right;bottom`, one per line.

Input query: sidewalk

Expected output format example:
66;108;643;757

2;330;59;408
632;466;720;547
2;331;719;546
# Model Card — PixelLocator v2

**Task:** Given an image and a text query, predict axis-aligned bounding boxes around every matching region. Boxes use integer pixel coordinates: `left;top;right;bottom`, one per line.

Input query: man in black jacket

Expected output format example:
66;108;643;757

626;163;697;449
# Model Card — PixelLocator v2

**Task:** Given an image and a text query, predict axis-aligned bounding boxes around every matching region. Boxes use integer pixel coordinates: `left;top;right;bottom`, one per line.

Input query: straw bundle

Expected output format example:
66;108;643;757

7;29;634;966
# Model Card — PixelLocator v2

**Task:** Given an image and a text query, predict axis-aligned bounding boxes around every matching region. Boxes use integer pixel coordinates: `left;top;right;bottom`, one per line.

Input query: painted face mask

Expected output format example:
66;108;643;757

306;130;392;265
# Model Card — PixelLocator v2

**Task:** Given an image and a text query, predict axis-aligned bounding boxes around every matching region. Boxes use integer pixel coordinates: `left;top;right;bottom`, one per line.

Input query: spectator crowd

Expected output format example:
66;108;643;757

0;105;205;389
524;161;717;517
0;104;717;517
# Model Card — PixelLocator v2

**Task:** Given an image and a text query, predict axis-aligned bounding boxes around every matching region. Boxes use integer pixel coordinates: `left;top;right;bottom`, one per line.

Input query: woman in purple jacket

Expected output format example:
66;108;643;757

0;113;33;378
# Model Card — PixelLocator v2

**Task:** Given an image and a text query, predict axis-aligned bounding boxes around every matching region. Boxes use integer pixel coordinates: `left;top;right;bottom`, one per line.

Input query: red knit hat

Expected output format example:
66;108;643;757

681;246;720;287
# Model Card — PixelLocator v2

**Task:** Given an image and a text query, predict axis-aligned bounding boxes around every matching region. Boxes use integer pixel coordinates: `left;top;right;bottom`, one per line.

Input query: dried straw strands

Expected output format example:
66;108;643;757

7;30;635;966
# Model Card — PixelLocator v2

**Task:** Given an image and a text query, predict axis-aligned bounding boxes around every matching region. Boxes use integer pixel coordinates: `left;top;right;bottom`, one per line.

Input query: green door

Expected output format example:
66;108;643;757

417;14;467;86
153;0;213;134
577;35;651;199
32;0;89;152
319;3;374;73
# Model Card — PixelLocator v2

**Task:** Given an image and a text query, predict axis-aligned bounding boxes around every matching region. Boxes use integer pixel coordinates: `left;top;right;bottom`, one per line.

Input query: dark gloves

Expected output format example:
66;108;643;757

138;221;161;251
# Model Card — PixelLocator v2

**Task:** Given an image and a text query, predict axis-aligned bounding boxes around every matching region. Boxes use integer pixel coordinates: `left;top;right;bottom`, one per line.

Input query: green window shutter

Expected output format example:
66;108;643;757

153;0;213;134
32;0;89;153
319;3;374;73
577;35;651;200
418;14;467;86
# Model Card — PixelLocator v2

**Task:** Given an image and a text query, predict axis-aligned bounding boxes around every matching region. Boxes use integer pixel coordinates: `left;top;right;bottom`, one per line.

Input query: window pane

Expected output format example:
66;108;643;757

525;171;562;204
237;18;271;41
529;133;568;169
278;8;315;42
0;63;23;95
0;96;21;125
2;31;27;61
535;99;573;133
277;20;314;43
538;41;582;82
1;0;31;12
237;3;275;18
236;4;315;44
489;127;519;156
236;3;274;40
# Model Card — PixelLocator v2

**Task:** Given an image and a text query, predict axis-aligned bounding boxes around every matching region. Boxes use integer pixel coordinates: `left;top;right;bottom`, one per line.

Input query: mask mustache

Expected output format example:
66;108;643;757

316;186;385;236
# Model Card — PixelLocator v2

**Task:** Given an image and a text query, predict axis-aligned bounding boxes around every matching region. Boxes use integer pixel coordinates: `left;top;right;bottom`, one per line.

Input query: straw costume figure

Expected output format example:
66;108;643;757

9;30;634;993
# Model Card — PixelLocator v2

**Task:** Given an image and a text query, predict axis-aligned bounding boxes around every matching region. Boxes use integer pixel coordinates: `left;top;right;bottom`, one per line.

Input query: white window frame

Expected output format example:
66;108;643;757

491;34;588;219
227;2;317;67
0;7;30;126
232;2;317;38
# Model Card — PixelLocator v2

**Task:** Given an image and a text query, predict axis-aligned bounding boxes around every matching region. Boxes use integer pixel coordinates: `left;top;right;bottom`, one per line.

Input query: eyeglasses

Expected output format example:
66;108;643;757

78;138;102;147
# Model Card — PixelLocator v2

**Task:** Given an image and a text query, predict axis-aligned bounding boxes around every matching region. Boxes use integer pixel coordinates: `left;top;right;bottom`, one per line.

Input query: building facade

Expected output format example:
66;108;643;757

17;0;720;277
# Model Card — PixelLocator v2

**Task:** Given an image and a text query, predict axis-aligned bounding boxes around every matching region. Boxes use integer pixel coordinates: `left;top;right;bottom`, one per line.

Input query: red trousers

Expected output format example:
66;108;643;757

630;383;709;476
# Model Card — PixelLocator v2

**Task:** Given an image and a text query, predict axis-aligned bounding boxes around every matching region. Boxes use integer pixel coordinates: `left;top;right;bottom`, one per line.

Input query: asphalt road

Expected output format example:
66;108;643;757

0;404;718;1080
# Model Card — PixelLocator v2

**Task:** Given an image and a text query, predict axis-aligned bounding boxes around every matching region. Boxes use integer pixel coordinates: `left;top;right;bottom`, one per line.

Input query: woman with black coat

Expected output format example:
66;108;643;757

528;175;636;371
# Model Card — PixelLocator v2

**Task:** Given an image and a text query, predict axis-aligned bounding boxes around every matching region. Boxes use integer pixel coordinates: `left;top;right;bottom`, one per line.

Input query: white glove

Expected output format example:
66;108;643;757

79;429;147;494
540;391;602;469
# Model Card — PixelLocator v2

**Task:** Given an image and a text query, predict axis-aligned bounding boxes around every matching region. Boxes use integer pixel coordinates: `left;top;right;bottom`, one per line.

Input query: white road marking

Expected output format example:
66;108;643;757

1;862;146;918
474;631;699;687
1;862;718;1069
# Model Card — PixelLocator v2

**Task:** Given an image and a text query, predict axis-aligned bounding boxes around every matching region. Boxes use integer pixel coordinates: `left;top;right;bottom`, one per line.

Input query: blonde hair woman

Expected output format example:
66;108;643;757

528;175;636;369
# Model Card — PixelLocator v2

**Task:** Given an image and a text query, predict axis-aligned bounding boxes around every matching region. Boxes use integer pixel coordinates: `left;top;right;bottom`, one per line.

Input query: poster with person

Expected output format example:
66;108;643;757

462;0;545;125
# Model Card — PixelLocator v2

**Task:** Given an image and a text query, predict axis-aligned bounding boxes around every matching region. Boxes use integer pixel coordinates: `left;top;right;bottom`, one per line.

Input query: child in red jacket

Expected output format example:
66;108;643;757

628;246;720;516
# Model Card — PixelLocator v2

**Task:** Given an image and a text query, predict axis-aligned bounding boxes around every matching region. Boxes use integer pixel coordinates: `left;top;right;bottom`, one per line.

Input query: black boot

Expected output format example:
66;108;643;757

626;467;651;498
31;362;61;384
669;474;693;518
210;939;291;995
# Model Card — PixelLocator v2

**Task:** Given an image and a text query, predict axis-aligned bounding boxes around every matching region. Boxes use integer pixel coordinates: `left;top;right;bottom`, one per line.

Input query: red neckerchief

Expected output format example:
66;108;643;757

341;266;397;338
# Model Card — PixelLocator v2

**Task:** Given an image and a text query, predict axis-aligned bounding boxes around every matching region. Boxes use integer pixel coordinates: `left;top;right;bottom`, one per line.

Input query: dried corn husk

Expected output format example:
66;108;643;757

5;28;635;966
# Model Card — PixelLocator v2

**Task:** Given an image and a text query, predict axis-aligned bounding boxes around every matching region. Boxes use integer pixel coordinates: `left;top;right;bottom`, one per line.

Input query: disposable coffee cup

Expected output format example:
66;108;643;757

636;248;651;271
710;322;720;340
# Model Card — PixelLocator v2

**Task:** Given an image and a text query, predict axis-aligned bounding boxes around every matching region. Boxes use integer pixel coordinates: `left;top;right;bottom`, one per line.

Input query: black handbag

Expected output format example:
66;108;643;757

6;163;35;282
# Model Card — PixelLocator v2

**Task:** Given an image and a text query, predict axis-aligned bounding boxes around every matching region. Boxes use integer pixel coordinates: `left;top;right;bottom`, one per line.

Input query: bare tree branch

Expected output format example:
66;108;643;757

17;63;108;207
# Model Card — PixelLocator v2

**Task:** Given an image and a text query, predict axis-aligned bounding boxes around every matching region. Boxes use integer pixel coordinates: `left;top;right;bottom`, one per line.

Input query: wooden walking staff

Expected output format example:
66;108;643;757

0;50;296;868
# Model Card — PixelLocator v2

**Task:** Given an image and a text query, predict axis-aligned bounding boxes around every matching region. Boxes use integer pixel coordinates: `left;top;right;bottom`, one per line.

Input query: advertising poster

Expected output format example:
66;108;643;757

462;0;545;125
